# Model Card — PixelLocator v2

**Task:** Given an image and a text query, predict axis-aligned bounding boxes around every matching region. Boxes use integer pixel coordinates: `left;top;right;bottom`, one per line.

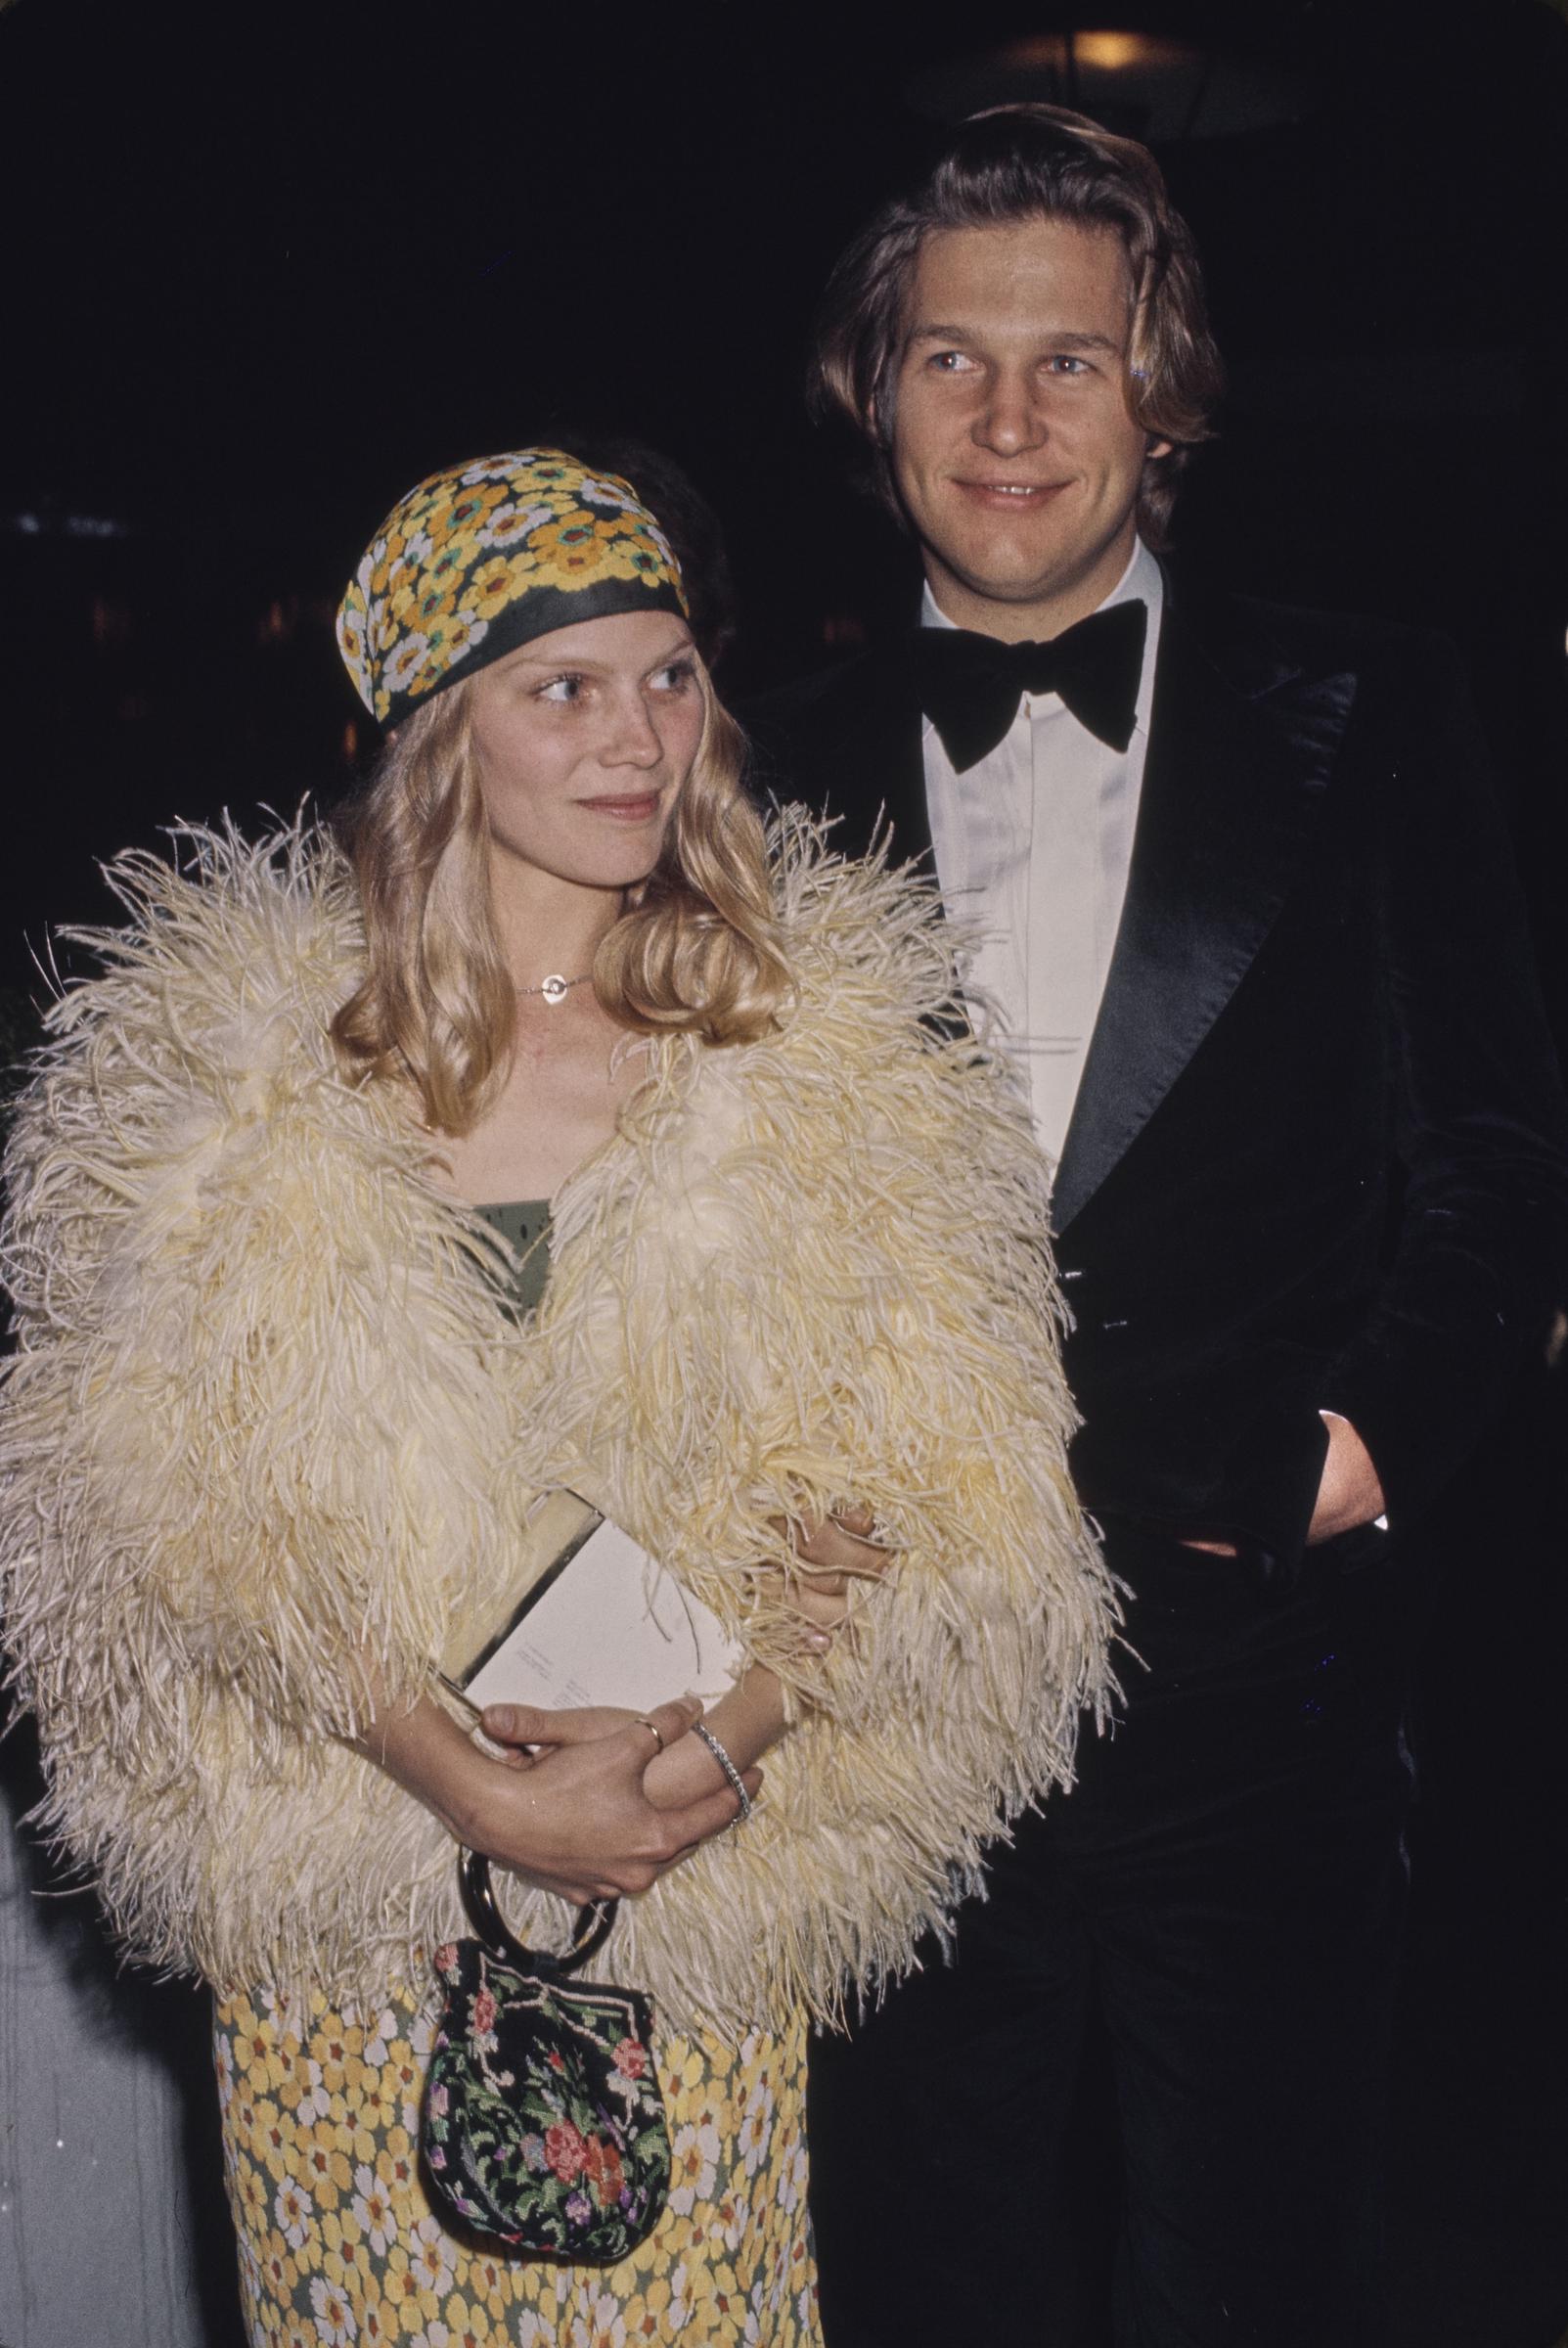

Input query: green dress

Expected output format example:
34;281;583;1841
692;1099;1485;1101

214;1202;819;2348
472;1197;554;1321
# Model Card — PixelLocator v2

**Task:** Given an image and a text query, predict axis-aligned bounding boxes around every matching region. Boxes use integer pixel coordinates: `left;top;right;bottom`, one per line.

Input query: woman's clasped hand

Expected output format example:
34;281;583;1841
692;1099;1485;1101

364;1691;761;1910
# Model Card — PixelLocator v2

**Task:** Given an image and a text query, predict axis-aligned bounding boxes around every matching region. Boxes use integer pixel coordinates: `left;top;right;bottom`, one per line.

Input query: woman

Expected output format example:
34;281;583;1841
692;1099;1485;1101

0;450;1113;2346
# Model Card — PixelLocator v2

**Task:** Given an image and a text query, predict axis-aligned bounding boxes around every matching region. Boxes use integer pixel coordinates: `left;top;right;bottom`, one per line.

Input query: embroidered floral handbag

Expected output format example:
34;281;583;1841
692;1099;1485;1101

422;1850;670;2259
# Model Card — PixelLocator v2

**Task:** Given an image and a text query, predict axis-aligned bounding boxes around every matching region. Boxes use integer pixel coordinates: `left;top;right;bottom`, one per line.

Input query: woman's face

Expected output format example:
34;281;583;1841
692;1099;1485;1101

466;609;704;894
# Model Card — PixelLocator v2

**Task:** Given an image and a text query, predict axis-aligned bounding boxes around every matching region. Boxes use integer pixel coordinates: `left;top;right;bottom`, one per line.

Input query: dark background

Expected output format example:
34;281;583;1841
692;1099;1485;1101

3;1;1567;2341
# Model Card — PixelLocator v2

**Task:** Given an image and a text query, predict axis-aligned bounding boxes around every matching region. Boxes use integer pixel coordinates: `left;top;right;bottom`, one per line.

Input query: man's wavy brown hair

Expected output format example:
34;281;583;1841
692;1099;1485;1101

810;105;1225;549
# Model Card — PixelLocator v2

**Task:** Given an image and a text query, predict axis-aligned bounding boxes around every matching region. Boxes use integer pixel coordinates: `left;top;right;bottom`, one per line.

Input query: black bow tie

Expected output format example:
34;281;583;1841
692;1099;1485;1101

914;599;1147;773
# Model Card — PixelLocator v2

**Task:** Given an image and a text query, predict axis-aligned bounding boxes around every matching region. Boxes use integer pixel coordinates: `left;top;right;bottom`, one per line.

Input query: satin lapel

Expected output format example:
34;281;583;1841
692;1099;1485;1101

1051;601;1358;1233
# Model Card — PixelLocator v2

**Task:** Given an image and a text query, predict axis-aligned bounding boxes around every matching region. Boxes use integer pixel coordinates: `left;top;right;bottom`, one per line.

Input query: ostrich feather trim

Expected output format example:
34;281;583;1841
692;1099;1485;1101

0;816;1115;2036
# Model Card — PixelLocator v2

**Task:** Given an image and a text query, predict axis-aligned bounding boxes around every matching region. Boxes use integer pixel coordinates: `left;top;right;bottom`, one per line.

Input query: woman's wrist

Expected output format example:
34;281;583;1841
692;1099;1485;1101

354;1690;506;1852
689;1720;754;1824
643;1668;784;1811
440;1742;521;1858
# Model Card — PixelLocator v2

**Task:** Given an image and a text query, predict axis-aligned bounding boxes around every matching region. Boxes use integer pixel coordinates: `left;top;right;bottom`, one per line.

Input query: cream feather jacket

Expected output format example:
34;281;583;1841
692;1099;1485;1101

0;819;1114;2037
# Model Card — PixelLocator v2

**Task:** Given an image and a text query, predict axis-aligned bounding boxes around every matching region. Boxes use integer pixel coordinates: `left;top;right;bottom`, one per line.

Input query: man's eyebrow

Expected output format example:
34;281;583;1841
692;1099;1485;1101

905;325;1124;353
1041;330;1123;353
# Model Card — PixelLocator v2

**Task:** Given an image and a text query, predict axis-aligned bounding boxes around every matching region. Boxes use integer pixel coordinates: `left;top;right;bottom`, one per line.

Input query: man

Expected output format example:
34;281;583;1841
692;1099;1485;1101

747;106;1568;2347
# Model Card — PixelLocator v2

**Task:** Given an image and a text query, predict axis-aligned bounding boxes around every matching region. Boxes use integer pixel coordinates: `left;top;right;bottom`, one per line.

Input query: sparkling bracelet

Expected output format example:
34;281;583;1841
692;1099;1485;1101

690;1720;754;1827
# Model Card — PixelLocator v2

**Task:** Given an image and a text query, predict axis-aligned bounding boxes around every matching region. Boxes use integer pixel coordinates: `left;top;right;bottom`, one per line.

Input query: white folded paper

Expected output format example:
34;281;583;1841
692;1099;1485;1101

454;1506;742;1715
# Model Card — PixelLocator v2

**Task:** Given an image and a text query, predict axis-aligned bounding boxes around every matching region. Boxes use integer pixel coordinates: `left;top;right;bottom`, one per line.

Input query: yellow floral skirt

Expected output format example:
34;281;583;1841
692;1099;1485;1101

214;1985;819;2345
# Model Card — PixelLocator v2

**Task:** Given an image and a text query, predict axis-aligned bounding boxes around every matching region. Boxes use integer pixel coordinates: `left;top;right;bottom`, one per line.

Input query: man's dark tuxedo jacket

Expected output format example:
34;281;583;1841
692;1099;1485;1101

747;576;1568;1570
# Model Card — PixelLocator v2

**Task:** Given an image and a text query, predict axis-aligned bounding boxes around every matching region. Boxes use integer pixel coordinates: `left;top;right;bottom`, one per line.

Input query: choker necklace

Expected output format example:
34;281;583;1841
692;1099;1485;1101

515;971;593;1007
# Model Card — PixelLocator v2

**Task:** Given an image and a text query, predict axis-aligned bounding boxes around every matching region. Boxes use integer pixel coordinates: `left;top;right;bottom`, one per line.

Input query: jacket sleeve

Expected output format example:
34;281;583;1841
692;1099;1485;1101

0;844;525;1765
1317;642;1568;1529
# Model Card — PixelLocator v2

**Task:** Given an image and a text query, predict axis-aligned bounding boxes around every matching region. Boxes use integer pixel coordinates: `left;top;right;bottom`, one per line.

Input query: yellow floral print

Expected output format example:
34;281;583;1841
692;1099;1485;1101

217;1985;819;2346
336;449;689;724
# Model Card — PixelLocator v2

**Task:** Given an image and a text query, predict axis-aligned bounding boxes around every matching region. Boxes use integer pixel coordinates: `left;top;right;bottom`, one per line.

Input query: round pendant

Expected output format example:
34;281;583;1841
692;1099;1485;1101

539;973;569;1007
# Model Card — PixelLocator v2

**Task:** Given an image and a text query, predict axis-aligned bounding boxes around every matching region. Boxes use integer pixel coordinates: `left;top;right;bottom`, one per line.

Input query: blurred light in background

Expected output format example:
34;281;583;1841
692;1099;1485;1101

906;29;1315;139
257;598;298;646
8;511;130;538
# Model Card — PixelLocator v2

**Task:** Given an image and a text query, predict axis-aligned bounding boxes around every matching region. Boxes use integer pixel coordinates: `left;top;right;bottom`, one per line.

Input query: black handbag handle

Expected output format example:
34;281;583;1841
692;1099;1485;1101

459;1847;616;1977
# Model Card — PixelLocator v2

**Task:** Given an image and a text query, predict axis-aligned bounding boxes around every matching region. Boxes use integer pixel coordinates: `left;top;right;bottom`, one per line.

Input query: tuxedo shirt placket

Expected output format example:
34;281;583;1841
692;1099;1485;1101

921;541;1164;1167
1026;692;1104;1161
923;694;1035;1088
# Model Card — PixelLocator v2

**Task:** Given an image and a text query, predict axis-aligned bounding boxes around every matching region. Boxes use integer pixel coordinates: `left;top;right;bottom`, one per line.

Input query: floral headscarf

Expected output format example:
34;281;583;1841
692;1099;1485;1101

336;449;689;726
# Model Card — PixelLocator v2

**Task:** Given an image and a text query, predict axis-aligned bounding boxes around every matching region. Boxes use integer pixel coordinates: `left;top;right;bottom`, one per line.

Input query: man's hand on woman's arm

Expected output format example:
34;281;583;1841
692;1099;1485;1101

782;1502;890;1626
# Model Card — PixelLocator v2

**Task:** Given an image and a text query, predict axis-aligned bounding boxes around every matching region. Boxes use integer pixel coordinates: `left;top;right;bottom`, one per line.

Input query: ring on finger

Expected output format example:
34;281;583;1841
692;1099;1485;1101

632;1716;666;1753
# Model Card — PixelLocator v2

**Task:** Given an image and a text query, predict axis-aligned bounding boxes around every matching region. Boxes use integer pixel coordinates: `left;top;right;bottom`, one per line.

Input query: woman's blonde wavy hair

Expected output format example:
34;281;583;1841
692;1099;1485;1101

331;669;789;1135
